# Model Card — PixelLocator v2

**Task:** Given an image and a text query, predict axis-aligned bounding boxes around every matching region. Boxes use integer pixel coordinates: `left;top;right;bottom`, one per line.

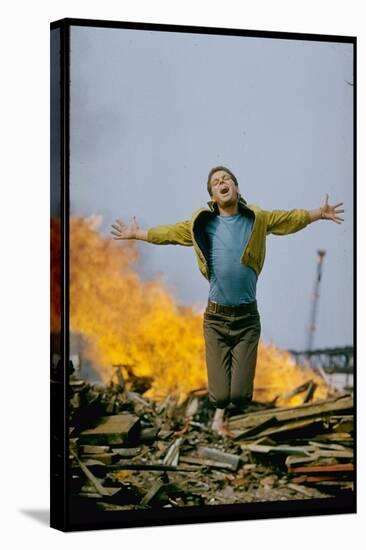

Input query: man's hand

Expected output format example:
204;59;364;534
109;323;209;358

309;194;345;224
110;217;148;241
320;194;344;224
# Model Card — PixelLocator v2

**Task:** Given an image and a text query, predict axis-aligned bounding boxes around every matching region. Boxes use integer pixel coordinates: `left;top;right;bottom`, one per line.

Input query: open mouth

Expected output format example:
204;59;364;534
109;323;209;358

220;186;230;195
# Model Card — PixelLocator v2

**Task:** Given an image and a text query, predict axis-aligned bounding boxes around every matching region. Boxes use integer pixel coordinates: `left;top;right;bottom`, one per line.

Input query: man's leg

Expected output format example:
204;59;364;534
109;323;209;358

230;311;261;409
203;312;232;433
203;312;232;408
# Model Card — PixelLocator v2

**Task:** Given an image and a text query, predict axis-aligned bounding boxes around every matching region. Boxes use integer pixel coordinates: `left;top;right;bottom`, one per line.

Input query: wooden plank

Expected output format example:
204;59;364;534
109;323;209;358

277;380;313;402
79;414;140;445
311;481;354;489
292;475;348;483
108;463;199;472
308;432;352;443
243;444;272;454
302;381;316;404
228;396;353;429
140;478;165;506
179;456;238;471
246;443;312;456
274;397;353;422
233;417;277;441
330;415;354;421
80;445;110;455
286;451;352;468
264;444;312;455
249;417;326;440
80;453;116;465
308;441;351;451
332;418;354;433
79;486;121;497
288;463;354;475
76;459;107;478
251;436;277;446
230;395;352;423
309;449;353;459
163;437;184;466
71;451;110;497
286;455;321;467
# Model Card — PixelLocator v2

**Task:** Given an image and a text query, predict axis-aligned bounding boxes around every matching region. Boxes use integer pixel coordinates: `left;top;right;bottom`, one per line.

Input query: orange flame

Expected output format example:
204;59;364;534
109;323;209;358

54;216;330;403
50;217;61;332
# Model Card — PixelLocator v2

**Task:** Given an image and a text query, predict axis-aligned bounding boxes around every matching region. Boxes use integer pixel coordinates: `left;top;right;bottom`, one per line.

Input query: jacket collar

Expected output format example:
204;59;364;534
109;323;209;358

207;195;250;215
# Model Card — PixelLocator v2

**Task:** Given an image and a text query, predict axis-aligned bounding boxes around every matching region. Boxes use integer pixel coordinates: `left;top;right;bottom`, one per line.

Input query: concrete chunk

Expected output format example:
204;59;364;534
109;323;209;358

79;414;140;445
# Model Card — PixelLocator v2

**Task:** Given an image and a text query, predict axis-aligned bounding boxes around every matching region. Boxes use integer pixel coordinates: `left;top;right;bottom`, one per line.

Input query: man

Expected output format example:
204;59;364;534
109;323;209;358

110;166;344;435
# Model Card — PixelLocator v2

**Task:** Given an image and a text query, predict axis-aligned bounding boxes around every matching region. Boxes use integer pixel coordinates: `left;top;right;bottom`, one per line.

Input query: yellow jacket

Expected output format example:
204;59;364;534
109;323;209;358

147;197;311;280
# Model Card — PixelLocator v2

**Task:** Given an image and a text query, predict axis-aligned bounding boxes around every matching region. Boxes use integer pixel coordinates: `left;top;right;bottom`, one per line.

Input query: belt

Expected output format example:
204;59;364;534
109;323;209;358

206;300;258;316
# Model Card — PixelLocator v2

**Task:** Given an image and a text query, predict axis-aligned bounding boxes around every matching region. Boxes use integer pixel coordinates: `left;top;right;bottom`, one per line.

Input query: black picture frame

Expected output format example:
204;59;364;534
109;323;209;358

50;17;356;532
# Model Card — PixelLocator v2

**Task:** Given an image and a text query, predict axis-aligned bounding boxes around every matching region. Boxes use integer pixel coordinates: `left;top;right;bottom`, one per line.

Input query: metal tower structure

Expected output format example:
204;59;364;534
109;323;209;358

306;250;326;352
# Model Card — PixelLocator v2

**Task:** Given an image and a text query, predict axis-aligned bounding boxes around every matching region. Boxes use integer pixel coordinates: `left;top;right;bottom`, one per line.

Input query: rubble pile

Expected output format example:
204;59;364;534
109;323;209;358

68;365;354;513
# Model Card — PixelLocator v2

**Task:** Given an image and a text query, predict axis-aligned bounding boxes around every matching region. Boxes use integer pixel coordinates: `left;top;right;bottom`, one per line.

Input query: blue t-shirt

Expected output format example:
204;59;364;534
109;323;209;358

204;213;257;305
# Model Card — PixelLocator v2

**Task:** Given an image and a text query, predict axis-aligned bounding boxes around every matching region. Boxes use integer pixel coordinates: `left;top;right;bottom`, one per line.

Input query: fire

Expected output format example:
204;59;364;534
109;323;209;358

52;216;330;403
50;217;62;332
253;343;329;405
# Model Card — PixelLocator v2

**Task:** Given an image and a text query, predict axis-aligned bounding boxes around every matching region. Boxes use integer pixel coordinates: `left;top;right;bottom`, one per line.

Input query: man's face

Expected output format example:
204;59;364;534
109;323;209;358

210;170;239;207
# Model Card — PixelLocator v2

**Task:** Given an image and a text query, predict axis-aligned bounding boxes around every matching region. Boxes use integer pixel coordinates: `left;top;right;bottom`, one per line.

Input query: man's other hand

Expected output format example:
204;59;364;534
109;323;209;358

321;194;345;224
110;216;139;239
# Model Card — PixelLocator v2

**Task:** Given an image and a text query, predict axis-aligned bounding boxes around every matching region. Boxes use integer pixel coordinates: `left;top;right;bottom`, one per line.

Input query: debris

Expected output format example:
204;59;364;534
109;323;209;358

140;477;166;506
113;447;141;458
139;427;159;442
303;381;316;403
179;456;238;471
197;447;241;471
71;451;112;497
163;437;184;466
228;395;353;430
233;417;277;440
110;463;199;472
79;414;140;445
287;483;314;497
273;380;316;405
80;453;117;465
245;443;311;457
247;417;327;440
80;445;110;454
287;463;353;475
68;372;354;512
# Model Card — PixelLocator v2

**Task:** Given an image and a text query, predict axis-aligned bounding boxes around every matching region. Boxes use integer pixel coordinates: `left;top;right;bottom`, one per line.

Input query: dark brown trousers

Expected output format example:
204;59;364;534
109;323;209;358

203;305;261;409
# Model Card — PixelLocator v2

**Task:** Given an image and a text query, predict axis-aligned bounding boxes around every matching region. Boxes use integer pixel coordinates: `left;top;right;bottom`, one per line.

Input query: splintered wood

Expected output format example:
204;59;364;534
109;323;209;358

68;373;354;511
228;395;354;492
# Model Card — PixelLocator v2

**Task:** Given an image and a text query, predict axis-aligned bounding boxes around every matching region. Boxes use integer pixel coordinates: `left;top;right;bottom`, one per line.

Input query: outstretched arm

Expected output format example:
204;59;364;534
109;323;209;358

110;217;148;241
110;217;193;246
308;194;344;224
266;194;344;236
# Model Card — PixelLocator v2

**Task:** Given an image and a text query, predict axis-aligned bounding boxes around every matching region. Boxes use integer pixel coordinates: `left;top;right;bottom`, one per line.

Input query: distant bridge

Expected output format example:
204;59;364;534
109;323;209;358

288;346;354;375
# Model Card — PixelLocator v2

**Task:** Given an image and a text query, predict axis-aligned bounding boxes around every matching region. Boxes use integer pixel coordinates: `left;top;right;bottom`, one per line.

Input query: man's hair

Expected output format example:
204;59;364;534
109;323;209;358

206;166;238;196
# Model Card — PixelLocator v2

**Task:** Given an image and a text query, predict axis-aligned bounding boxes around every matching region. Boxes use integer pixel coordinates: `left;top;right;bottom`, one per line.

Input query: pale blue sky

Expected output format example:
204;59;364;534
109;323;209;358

69;25;353;351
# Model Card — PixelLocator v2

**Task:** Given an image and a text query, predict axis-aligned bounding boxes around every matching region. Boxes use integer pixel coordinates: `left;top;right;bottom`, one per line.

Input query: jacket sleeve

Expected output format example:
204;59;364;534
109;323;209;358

265;209;311;236
146;220;193;246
